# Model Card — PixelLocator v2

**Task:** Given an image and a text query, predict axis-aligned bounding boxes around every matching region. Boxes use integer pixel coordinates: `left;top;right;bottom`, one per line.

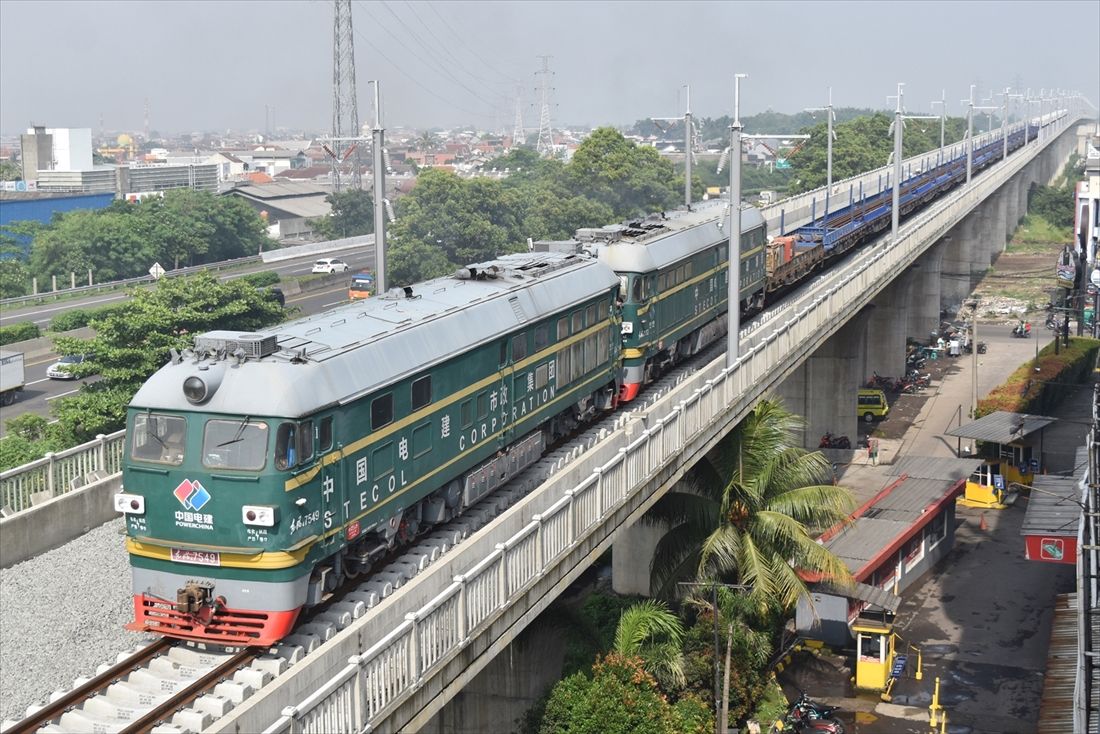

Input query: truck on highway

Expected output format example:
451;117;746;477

0;350;25;406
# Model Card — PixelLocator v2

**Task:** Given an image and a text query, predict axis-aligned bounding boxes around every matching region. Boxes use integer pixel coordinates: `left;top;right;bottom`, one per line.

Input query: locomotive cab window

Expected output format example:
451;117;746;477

412;375;432;411
203;419;268;470
297;419;314;464
319;416;333;452
371;394;393;430
631;276;643;302
132;413;186;465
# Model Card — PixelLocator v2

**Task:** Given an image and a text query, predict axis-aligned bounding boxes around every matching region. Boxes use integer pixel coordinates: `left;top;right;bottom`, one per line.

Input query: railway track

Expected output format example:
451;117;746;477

2;639;263;734
3;345;715;734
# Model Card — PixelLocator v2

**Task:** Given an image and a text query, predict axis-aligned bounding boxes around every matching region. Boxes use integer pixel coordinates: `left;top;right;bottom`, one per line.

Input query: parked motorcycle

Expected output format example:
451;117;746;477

777;692;846;732
819;432;851;450
791;691;843;721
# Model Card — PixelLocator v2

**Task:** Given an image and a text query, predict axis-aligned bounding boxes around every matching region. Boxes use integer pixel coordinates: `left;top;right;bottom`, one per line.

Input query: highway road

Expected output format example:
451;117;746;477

0;246;377;328
0;258;371;438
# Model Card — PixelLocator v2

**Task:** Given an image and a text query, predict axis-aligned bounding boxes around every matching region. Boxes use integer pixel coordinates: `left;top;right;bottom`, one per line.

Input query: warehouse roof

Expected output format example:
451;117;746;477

944;410;1056;444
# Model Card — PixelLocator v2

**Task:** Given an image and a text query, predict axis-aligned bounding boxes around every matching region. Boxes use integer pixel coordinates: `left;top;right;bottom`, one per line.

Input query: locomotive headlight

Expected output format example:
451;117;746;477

182;364;225;405
242;505;278;527
114;493;145;515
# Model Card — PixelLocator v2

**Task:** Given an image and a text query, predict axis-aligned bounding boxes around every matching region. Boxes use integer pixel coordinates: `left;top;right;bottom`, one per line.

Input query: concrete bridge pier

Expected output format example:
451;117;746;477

776;316;866;448
974;201;996;276
992;187;1009;252
907;240;944;342
940;216;976;313
1005;178;1021;234
863;269;914;380
611;519;666;597
1018;169;1031;221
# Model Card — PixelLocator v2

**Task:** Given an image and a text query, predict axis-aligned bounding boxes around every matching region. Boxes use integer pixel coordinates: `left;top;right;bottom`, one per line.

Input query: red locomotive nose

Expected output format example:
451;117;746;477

619;382;642;403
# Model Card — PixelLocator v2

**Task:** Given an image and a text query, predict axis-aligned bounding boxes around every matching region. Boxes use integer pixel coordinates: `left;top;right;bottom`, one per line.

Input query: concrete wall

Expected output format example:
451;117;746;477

423;622;568;734
0;474;121;568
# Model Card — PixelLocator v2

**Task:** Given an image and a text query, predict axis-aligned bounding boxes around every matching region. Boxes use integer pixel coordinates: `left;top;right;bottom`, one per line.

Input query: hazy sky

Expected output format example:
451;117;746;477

2;0;1097;137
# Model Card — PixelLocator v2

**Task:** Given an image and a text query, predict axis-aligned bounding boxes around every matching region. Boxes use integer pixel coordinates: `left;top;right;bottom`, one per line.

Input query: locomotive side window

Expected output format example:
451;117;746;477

534;325;549;351
572;311;583;333
597;328;610;364
557;318;569;339
476;391;488;420
203;419;268;470
372;441;394;480
412;375;432;411
412;422;432;458
499;340;509;367
371;394;393;430
658;273;667;291
556;348;571;390
598;301;608;321
460;399;473;429
131;413;186;465
319;416;333;452
512;333;527;361
586;304;597;325
535;363;549;389
297;419;314;463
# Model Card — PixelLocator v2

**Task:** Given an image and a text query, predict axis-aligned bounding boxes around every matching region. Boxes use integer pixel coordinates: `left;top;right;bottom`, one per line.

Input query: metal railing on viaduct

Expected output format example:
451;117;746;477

0;113;1081;733
196;117;1080;733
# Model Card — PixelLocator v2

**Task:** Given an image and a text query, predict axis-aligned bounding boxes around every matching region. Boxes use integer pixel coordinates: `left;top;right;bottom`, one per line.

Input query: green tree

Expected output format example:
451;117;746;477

312;189;375;240
387;168;524;284
649;396;855;612
49;272;284;440
538;654;711;734
29;208;153;283
566;128;680;218
0;221;40;298
0;160;21;181
612;600;687;691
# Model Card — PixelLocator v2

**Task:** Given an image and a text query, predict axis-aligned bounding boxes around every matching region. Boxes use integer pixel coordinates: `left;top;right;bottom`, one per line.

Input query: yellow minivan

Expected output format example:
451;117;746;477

857;389;890;422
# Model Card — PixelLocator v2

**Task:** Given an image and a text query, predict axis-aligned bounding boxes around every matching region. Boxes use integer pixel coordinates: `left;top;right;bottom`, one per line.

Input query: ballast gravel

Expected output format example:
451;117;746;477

0;518;149;722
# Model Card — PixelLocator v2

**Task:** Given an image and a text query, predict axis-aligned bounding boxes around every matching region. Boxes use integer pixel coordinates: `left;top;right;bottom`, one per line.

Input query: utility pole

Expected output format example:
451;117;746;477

725;73;747;368
805;86;836;220
888;83;937;243
650;84;696;208
964;85;975;184
371;81;387;296
931;89;947;152
534;55;555;157
331;0;362;191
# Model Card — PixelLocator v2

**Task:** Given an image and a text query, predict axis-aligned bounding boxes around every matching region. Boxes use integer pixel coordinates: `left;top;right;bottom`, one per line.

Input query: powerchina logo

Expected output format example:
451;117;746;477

173;479;214;530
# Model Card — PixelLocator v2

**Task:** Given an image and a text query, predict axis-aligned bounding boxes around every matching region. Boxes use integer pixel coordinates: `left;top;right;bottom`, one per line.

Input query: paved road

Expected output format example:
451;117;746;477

779;322;1087;734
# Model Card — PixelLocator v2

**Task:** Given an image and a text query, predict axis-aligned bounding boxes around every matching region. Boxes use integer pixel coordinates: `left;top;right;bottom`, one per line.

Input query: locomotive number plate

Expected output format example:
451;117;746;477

170;548;221;567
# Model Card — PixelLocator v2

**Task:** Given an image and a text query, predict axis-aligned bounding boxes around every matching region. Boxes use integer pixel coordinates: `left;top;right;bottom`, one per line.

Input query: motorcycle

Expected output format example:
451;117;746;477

1010;322;1031;338
976;341;987;354
819;432;851;450
791;691;842;721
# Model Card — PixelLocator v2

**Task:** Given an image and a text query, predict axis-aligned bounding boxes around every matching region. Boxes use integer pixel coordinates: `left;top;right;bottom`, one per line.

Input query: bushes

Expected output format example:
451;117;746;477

0;321;40;346
48;304;123;332
977;337;1100;417
238;270;281;288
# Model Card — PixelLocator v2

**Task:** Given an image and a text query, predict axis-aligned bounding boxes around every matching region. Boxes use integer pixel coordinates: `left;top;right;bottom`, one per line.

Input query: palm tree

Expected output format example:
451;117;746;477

612;600;686;691
649;396;855;612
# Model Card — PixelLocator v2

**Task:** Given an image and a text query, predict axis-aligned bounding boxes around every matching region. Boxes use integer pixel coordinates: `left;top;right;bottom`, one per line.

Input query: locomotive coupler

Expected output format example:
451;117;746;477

176;580;225;624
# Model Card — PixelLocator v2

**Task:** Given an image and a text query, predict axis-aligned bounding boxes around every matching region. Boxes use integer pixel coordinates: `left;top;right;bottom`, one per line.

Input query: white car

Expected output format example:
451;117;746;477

311;258;350;274
47;354;89;380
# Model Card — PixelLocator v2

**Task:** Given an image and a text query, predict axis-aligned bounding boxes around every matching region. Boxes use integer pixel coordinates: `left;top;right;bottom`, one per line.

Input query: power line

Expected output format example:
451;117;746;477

348;12;494;121
425;1;523;85
375;0;511;112
401;0;512;90
353;0;507;121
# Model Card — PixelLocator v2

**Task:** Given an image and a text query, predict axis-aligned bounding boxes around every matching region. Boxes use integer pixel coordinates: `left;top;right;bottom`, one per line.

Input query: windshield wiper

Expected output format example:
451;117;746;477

217;416;252;448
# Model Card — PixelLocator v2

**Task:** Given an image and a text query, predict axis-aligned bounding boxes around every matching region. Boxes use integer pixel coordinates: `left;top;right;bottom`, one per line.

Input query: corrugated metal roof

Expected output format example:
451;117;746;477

815;581;901;612
1036;593;1099;732
1021;476;1081;536
943;410;1056;443
887;456;981;482
826;517;906;573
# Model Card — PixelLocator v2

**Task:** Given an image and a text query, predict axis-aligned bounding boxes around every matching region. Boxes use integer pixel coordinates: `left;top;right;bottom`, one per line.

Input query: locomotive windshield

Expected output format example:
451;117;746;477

202;419;268;470
131;413;186;465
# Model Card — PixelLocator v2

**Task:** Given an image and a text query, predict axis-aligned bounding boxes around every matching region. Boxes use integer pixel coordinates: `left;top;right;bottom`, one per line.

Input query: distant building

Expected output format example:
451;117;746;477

224;180;332;242
0;191;115;254
120;162;219;196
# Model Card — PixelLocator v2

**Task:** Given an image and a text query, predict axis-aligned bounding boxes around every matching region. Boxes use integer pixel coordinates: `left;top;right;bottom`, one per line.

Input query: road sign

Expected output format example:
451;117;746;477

149;262;166;280
775;158;791;169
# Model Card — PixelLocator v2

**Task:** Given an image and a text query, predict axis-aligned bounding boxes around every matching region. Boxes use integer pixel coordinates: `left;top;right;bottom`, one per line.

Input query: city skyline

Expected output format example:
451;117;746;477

1;0;1097;138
